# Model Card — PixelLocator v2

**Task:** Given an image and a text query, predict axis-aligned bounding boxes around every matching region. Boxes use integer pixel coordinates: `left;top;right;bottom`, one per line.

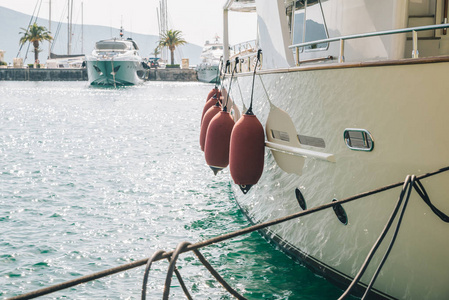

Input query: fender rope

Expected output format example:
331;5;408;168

223;57;240;111
246;49;262;116
141;250;166;299
341;174;449;299
163;242;192;300
8;166;449;300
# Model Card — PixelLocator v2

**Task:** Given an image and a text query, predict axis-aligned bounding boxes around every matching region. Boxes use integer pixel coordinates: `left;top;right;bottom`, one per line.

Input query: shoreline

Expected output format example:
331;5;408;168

0;68;198;81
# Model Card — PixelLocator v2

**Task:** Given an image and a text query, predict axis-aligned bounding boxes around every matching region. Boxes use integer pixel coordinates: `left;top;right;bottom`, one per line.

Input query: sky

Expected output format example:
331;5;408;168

0;0;257;47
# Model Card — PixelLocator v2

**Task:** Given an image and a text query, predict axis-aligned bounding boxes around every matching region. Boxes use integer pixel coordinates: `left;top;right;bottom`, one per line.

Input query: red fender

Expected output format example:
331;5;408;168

204;111;235;174
199;104;221;151
229;114;265;194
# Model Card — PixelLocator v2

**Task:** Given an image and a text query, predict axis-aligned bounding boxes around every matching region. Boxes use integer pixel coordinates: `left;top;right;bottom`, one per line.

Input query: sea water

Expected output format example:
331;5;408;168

0;81;344;299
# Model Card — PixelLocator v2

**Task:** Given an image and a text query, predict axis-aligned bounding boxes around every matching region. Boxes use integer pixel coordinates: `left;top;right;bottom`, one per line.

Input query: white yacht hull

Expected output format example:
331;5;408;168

86;59;144;86
197;65;220;83
225;59;449;299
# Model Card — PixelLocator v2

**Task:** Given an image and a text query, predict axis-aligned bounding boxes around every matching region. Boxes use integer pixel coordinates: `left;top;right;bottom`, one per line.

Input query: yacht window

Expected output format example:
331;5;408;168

292;1;305;46
292;0;328;51
96;42;128;51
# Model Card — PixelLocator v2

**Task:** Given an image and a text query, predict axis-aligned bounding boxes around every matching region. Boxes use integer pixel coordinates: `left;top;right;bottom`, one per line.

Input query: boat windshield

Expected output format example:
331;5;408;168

95;41;129;51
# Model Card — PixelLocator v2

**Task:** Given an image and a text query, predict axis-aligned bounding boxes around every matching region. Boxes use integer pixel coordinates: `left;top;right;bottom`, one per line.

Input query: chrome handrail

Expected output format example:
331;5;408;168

289;23;449;63
228;39;259;73
230;39;257;54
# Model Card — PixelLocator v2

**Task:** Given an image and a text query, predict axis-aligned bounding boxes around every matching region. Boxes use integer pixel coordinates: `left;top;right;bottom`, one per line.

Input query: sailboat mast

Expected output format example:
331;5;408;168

156;8;160;35
159;0;168;62
69;0;73;55
67;0;70;55
81;1;84;53
48;0;51;58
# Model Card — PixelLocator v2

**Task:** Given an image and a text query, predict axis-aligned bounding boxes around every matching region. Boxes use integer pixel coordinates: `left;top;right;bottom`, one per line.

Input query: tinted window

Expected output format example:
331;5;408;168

292;0;328;50
96;42;128;50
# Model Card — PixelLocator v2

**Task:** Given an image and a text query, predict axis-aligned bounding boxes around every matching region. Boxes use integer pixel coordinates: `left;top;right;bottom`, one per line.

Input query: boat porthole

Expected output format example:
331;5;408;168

295;188;307;210
343;128;374;151
332;199;348;225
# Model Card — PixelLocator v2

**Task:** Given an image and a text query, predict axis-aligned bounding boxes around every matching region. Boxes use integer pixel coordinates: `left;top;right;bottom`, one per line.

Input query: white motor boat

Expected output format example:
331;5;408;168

86;29;146;86
46;53;85;69
196;37;223;83
217;0;449;299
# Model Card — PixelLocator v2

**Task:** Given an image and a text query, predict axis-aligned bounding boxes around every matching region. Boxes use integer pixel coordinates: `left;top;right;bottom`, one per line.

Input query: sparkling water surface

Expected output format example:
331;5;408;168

0;81;344;299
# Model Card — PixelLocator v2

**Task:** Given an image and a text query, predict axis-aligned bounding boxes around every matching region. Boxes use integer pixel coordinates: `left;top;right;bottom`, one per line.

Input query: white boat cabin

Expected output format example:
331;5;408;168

224;0;449;69
94;39;140;56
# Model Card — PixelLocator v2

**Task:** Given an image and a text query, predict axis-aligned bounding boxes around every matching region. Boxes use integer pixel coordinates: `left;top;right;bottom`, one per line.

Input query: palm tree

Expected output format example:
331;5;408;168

158;29;187;66
152;46;161;58
19;22;53;64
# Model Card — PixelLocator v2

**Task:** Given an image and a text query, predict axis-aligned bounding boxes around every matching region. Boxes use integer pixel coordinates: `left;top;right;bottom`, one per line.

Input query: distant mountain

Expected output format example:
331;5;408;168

0;6;202;66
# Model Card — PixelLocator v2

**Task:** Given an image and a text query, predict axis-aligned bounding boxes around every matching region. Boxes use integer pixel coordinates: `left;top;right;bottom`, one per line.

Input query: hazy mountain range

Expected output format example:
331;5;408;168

0;6;203;66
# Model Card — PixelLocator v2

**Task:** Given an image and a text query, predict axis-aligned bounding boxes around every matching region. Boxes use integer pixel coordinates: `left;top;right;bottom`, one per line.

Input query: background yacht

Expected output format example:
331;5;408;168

86;28;146;86
196;37;223;83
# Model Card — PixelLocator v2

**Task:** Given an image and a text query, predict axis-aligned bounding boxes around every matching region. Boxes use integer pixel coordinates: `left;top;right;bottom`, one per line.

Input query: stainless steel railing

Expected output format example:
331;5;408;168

289;23;449;64
228;39;259;73
230;40;257;56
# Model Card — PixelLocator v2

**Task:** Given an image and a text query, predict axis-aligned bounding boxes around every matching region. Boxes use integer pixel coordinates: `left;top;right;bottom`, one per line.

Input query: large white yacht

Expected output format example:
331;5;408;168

86;29;146;86
216;0;449;299
196;37;223;83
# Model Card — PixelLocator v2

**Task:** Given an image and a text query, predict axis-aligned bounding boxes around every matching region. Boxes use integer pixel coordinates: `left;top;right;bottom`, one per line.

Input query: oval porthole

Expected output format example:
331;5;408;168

295;188;307;210
332;199;348;225
343;128;374;151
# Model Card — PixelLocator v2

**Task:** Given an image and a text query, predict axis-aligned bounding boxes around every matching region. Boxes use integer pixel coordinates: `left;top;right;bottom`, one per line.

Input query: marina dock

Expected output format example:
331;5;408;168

0;68;88;81
0;68;198;82
147;68;197;81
